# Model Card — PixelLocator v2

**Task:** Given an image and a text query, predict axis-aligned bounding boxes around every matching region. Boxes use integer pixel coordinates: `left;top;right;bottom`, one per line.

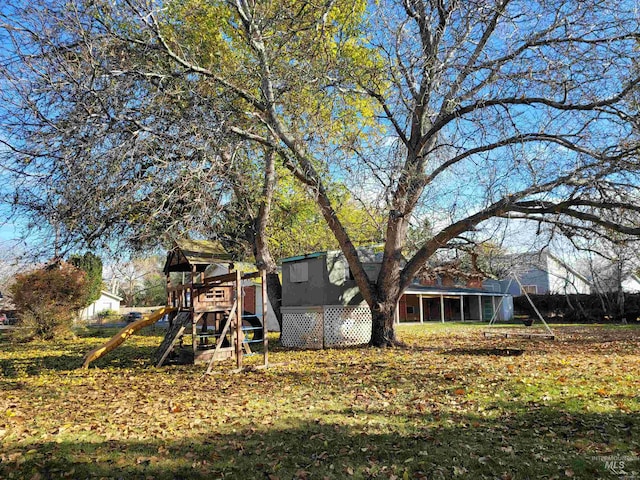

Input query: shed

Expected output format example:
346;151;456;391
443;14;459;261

80;290;123;320
280;248;381;349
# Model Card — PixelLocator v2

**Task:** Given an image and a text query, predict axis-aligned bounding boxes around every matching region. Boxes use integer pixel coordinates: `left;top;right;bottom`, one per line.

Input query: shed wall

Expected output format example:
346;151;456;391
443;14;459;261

282;256;327;307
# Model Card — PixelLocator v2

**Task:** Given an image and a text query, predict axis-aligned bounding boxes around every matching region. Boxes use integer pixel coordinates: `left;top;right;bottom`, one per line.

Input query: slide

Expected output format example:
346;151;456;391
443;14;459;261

82;306;175;368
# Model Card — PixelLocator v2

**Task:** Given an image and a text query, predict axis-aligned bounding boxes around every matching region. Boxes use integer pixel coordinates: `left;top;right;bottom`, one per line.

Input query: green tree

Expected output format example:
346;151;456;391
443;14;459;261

69;252;103;306
2;0;639;347
137;274;167;307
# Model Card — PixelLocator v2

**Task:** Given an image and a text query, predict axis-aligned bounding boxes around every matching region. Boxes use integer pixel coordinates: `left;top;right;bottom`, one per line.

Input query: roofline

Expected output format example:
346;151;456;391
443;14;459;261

99;290;123;301
403;287;509;297
544;251;590;284
281;251;328;263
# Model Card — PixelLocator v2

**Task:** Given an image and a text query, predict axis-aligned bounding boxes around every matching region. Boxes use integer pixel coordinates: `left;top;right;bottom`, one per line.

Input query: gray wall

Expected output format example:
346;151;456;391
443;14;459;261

281;256;327;307
324;251;366;306
282;252;378;307
512;268;550;295
484;270;551;296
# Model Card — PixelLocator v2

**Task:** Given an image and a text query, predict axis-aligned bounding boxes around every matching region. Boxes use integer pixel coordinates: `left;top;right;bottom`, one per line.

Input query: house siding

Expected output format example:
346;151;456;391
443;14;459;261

546;255;590;294
80;291;122;320
515;268;550;295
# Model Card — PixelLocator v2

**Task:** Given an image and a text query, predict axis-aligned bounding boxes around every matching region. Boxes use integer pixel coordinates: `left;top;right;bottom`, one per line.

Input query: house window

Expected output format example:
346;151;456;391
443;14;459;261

521;285;538;295
290;262;309;283
406;306;416;314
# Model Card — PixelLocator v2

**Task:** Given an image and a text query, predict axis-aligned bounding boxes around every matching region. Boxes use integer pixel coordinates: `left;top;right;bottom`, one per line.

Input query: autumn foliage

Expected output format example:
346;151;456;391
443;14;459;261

9;262;88;340
0;324;638;479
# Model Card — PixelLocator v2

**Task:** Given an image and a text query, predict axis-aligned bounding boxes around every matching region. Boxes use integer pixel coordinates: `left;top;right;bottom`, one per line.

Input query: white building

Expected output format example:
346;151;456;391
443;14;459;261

80;290;123;320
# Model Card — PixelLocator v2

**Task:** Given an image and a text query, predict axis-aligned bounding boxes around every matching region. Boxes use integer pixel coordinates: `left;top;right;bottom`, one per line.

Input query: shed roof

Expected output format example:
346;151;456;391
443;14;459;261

164;239;234;273
99;290;123;302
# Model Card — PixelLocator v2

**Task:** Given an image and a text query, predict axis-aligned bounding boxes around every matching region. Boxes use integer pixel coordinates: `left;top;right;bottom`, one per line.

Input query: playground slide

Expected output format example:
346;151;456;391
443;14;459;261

82;307;175;368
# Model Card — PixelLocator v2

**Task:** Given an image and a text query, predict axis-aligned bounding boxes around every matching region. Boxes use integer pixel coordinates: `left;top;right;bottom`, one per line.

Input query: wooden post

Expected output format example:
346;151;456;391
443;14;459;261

166;273;171;307
261;270;268;367
235;269;243;370
419;294;424;324
190;265;197;309
440;295;445;323
460;296;464;322
478;296;483;322
191;313;197;355
395;300;400;324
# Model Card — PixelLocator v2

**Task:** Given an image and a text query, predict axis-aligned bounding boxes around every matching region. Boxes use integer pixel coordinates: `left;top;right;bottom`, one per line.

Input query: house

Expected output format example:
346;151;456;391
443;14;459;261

280;248;511;349
80;290;123;320
484;251;591;296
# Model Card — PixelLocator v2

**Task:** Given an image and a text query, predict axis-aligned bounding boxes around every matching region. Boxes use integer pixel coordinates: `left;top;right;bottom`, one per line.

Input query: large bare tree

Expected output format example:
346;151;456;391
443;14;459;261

2;0;639;346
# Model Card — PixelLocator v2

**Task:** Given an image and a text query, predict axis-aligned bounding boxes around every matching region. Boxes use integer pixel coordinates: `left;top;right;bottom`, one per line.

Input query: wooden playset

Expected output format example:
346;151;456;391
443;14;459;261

83;239;269;371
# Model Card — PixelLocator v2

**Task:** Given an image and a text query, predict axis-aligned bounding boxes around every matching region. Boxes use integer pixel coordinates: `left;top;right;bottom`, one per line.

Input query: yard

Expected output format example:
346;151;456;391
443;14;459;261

0;323;638;479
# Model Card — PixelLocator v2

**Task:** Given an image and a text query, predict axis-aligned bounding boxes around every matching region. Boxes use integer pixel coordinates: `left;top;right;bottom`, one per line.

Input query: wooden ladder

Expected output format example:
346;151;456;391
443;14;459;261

153;312;192;367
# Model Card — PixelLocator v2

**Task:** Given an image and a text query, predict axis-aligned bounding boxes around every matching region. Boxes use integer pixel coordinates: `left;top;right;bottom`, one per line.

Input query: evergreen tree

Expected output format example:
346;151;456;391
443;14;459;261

69;252;103;306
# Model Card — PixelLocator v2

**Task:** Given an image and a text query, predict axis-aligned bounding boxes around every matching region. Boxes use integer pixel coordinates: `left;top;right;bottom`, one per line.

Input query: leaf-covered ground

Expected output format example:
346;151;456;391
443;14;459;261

1;323;638;479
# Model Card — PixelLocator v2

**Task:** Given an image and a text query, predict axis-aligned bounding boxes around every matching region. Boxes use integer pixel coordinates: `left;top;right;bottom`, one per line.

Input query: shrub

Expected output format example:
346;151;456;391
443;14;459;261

9;262;89;341
513;293;640;323
96;309;120;323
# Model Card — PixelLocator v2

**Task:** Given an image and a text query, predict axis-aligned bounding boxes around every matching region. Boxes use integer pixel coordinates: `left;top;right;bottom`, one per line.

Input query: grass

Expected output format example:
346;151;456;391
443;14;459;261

0;323;638;479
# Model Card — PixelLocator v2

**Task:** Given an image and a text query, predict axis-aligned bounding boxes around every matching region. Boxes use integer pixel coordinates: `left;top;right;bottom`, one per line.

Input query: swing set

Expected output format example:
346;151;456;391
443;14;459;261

483;273;555;340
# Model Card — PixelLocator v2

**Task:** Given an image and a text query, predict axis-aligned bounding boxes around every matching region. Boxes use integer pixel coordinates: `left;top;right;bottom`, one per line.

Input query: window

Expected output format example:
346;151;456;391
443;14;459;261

206;289;225;300
290;262;309;283
521;285;538;295
406;306;416;314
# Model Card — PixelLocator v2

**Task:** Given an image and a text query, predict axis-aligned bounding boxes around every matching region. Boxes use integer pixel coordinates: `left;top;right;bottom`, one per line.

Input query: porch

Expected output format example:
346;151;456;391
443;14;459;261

396;286;510;323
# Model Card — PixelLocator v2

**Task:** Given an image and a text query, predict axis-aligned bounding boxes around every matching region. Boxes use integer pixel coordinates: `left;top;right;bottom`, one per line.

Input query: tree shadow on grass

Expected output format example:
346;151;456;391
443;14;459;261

0;406;635;479
0;354;83;377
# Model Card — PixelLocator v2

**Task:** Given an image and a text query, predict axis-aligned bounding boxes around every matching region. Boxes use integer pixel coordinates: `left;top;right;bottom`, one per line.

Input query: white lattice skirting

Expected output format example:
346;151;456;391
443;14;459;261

282;305;372;349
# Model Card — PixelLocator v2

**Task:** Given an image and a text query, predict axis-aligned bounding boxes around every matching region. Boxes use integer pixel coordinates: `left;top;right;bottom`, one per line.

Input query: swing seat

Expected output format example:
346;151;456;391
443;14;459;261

483;331;555;340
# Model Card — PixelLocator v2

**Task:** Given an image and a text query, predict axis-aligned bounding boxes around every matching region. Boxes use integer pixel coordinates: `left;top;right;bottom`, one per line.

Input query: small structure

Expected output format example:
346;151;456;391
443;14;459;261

79;290;123;320
160;239;268;370
280;249;377;349
81;240;269;371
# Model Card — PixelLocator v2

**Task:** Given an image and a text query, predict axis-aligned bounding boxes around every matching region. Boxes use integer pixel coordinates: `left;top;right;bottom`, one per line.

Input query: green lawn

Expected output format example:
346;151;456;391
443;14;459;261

1;324;638;479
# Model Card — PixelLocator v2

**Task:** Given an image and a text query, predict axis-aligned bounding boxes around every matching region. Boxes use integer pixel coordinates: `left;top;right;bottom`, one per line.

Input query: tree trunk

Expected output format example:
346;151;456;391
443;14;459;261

252;148;283;331
370;298;399;347
266;272;283;330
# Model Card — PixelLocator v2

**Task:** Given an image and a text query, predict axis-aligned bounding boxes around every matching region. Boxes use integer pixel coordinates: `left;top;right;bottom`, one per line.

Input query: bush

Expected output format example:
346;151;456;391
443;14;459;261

513;293;640;323
95;309;120;323
9;262;89;341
